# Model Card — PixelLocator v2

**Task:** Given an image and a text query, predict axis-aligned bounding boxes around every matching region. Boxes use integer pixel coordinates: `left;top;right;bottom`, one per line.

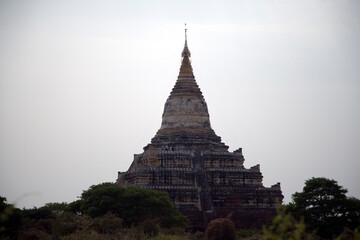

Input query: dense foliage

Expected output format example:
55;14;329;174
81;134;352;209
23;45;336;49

285;177;360;239
0;197;21;239
74;183;188;228
263;208;306;240
1;183;189;239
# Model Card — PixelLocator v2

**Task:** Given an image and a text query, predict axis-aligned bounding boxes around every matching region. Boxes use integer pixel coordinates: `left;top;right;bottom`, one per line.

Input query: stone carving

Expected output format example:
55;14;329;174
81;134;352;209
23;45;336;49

117;35;283;230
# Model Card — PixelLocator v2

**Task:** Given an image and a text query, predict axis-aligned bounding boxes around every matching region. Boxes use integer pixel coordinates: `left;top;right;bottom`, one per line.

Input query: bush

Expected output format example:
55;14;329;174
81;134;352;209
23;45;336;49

205;218;236;240
336;228;360;240
192;231;205;240
151;233;190;240
262;208;306;240
141;218;161;237
236;229;262;239
91;213;123;234
52;212;79;237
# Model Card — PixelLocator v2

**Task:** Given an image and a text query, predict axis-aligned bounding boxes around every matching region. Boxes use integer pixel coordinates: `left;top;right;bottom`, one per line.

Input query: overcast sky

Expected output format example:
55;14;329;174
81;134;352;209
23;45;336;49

1;0;359;208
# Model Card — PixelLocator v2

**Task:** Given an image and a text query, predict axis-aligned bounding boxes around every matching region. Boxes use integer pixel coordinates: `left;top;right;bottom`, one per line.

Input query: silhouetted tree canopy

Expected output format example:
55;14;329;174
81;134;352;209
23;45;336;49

285;177;360;239
22;202;69;220
75;182;188;228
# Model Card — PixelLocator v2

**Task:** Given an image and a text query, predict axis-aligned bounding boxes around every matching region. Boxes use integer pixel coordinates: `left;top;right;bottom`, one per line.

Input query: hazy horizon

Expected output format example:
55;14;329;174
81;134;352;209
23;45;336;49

1;0;359;208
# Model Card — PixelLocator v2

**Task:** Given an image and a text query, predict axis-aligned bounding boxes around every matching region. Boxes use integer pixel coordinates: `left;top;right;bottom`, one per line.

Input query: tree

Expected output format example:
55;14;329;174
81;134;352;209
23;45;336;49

77;182;125;218
22;202;69;220
76;182;188;228
285;177;360;239
0;196;22;239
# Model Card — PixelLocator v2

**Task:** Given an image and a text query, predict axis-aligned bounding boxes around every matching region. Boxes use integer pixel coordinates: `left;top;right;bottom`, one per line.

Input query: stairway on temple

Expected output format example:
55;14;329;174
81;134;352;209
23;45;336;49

196;171;213;211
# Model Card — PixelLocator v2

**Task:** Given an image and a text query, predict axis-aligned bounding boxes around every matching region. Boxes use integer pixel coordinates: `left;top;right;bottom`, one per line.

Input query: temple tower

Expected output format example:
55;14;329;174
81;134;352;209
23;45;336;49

117;29;283;230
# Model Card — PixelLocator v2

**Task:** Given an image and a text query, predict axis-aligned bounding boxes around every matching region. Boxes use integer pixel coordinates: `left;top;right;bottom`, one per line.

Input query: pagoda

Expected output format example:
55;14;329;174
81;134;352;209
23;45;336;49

117;28;283;230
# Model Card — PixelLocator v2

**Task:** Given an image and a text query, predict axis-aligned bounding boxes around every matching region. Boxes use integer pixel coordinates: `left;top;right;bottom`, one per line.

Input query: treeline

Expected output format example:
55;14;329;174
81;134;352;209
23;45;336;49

1;178;360;240
1;183;189;239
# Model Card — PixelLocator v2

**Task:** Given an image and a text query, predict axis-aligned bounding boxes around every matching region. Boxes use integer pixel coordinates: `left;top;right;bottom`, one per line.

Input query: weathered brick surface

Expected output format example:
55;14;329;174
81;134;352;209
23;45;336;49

117;39;283;230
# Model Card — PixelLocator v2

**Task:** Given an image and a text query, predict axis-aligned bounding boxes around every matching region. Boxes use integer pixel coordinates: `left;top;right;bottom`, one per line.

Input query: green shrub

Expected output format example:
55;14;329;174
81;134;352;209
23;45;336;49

336;228;360;240
192;231;205;240
141;218;161;237
151;233;190;240
91;213;123;234
236;229;262;239
262;208;306;240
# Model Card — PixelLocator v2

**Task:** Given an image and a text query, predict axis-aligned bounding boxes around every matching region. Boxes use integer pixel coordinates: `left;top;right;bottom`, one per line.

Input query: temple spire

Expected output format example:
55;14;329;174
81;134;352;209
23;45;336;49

182;23;191;58
180;23;193;74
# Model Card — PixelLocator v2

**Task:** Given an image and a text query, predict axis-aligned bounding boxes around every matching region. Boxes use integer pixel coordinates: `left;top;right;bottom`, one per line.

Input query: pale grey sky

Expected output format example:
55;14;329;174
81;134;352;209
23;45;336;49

0;0;359;208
